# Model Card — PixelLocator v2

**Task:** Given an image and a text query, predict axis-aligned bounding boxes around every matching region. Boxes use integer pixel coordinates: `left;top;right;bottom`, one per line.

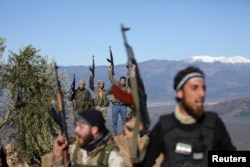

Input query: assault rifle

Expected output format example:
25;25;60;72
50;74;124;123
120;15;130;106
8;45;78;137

107;46;115;75
89;55;95;77
121;24;150;159
69;73;75;101
52;62;69;165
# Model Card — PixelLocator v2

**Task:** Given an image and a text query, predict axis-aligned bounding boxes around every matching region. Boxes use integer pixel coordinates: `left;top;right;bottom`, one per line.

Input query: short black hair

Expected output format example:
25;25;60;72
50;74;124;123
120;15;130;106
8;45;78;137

120;76;126;81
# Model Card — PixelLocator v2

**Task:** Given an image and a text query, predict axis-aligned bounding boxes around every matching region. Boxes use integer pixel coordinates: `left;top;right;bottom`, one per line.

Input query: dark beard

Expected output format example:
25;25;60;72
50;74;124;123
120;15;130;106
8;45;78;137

81;130;111;152
79;133;94;149
181;99;203;120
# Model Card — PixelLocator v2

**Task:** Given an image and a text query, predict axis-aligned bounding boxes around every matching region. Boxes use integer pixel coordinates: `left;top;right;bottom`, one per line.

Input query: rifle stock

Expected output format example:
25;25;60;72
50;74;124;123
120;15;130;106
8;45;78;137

53;62;69;166
120;24;150;159
50;106;63;129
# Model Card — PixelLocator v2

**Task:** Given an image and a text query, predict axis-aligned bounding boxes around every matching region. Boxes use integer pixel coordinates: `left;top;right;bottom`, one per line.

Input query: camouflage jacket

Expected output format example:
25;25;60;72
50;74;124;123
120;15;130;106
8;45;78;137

89;75;110;107
73;88;92;112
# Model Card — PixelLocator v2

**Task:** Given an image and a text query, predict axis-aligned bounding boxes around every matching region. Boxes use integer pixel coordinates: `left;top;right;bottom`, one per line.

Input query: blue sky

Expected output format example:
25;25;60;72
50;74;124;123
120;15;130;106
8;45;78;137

1;0;250;66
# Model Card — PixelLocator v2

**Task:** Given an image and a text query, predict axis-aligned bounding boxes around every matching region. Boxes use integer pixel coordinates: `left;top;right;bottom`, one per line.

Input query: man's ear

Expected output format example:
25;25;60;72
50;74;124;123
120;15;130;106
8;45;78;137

91;126;99;135
177;89;183;99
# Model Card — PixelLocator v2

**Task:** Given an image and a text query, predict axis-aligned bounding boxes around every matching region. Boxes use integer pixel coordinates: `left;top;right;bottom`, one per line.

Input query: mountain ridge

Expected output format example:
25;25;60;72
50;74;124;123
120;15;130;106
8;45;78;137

59;57;250;107
205;97;250;116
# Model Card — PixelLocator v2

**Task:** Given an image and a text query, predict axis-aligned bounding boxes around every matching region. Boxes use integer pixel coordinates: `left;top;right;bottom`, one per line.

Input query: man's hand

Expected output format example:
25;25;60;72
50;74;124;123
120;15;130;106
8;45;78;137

125;117;143;140
53;131;68;157
108;65;113;72
125;117;150;163
70;89;75;95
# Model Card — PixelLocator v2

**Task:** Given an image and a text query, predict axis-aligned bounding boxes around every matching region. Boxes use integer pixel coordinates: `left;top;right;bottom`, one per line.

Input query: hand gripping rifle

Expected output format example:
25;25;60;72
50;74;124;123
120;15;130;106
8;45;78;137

52;62;69;165
120;24;150;159
89;55;95;77
107;46;115;76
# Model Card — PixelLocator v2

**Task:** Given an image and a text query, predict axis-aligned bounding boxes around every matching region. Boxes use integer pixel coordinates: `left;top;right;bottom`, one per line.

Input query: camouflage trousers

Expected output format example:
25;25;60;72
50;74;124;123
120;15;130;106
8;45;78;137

94;106;108;120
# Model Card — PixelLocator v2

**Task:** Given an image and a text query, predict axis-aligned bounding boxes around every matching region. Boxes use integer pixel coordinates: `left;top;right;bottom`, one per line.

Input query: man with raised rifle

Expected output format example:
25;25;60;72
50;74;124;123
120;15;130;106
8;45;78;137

69;78;92;114
89;55;110;120
47;63;125;167
107;46;132;136
52;109;125;167
108;65;131;136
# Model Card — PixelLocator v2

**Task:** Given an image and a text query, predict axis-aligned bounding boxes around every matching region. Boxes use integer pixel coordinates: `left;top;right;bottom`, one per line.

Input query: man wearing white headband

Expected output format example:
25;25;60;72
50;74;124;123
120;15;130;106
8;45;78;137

173;68;205;120
126;66;236;167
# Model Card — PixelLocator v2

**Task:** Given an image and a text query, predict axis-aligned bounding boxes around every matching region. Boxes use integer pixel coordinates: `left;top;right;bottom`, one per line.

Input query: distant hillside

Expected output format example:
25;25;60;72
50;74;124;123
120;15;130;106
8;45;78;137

205;97;250;116
59;58;250;105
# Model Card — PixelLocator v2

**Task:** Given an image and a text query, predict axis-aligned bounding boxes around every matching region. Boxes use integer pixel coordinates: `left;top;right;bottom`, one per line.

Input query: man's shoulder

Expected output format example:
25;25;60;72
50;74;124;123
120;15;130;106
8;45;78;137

86;88;91;92
201;111;219;128
97;139;123;167
158;113;176;132
203;111;219;121
159;112;174;121
204;111;218;116
105;139;119;150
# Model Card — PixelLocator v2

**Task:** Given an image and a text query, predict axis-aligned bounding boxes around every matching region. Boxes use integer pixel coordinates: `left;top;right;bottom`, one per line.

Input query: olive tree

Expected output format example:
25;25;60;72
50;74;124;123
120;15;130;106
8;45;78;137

0;42;70;165
0;38;6;95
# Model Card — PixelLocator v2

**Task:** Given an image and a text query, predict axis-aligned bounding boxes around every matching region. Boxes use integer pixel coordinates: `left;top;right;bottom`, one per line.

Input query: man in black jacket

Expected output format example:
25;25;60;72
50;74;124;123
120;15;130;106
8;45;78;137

126;66;236;167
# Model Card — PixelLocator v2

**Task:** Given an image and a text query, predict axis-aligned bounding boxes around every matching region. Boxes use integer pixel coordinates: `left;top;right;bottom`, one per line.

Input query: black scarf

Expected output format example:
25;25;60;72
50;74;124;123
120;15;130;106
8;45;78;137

84;129;112;152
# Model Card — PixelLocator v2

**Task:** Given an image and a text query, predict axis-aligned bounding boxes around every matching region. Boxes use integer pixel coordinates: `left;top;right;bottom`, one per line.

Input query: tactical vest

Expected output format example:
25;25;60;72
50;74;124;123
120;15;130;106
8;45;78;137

159;112;217;167
70;140;118;167
91;87;109;107
93;98;109;107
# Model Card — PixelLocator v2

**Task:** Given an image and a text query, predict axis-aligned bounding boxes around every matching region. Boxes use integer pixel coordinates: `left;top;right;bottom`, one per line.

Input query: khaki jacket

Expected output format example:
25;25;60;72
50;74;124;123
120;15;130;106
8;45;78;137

50;139;125;167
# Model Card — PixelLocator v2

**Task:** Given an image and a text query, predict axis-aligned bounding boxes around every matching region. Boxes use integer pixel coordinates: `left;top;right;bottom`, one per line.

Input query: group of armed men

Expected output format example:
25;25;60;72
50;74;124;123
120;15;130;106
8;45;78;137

50;65;236;167
69;65;131;136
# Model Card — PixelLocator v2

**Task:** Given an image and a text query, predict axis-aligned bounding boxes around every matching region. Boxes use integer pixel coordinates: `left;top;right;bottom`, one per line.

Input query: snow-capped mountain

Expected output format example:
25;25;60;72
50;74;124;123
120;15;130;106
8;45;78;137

184;55;250;64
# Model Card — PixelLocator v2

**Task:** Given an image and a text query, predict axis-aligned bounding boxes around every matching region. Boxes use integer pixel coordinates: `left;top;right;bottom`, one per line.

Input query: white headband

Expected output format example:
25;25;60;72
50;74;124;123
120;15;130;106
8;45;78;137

176;72;204;91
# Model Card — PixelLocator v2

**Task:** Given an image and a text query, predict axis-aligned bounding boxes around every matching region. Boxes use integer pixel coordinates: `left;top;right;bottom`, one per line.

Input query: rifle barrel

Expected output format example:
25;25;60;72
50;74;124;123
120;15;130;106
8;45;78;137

54;62;69;141
120;24;150;158
108;46;115;75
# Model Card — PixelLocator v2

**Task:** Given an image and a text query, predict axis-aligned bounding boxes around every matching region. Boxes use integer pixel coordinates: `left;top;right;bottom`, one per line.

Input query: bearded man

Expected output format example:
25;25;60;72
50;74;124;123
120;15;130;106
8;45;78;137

52;109;125;167
126;66;236;167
